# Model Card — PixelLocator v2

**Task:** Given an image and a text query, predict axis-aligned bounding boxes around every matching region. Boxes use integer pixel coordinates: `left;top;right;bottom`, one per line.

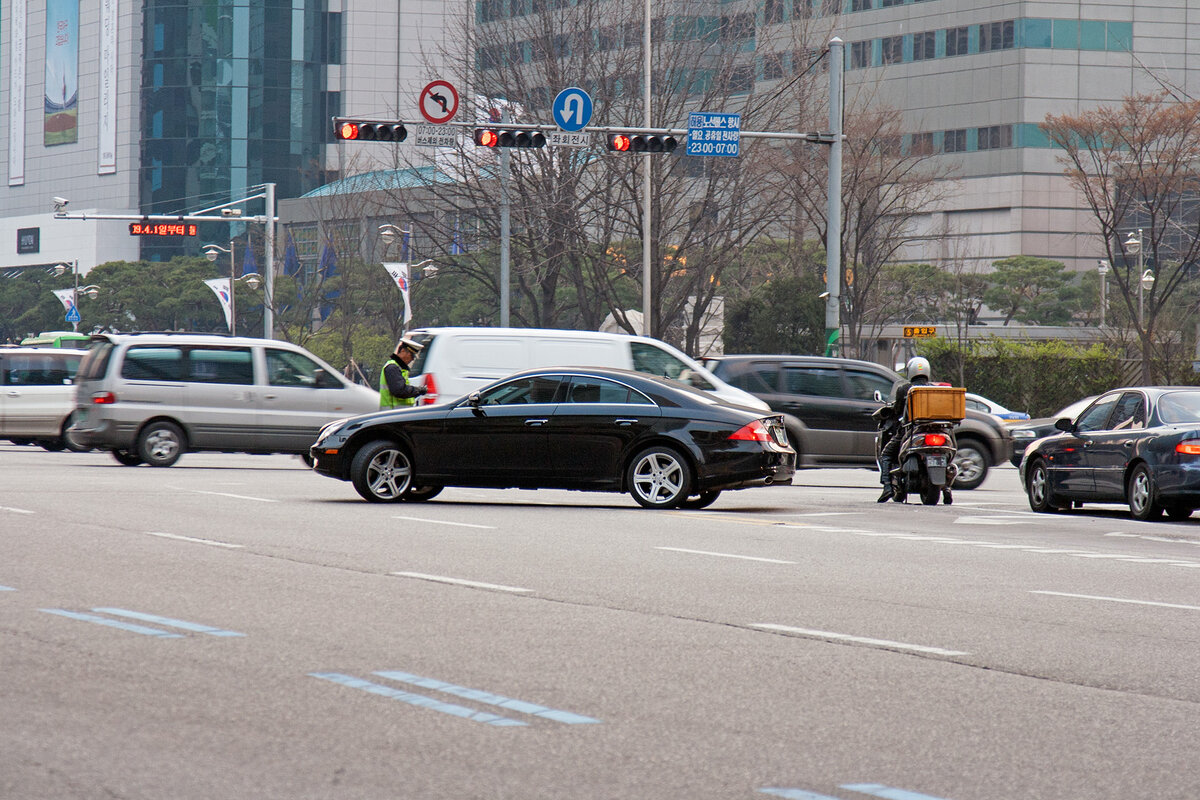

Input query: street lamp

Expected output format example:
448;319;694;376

1124;229;1154;326
204;243;262;336
1096;259;1109;327
52;261;100;332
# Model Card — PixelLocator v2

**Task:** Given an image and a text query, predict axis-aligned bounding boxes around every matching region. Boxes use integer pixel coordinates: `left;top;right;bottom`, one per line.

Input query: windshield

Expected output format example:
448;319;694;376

1156;391;1200;424
405;332;433;376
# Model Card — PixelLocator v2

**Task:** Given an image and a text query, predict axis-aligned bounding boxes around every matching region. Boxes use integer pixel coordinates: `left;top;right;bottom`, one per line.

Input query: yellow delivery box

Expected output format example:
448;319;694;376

907;386;966;421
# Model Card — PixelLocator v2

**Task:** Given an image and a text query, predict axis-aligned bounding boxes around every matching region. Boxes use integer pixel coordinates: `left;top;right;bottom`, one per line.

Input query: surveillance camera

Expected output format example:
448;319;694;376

53;197;68;206
220;208;242;217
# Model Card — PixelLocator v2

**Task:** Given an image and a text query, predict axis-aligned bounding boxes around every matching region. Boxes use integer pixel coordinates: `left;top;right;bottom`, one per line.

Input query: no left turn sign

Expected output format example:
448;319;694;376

419;80;459;124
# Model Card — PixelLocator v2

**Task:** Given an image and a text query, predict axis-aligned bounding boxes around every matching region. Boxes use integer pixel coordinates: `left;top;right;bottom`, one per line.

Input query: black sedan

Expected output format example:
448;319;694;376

1020;387;1200;520
1008;395;1098;466
310;367;796;509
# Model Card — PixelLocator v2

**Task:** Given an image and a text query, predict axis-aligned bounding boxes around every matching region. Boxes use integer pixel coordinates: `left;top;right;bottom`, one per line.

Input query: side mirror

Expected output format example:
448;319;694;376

1054;417;1074;433
468;391;482;408
873;389;883;403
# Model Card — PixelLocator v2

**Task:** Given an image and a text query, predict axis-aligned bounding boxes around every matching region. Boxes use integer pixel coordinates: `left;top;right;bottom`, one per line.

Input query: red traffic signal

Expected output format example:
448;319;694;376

607;134;631;152
473;128;546;148
333;118;407;142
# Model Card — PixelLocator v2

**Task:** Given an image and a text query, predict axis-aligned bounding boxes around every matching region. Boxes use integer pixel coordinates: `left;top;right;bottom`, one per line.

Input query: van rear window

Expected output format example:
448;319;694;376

122;346;184;381
77;341;114;380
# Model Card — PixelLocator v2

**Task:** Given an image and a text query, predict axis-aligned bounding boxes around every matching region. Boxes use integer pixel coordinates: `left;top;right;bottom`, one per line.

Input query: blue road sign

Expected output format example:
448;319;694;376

65;305;81;323
686;112;741;157
552;87;593;132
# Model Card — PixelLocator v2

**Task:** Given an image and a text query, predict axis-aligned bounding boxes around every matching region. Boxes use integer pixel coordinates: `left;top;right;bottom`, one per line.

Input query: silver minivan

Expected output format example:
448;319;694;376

71;333;379;466
1;347;89;451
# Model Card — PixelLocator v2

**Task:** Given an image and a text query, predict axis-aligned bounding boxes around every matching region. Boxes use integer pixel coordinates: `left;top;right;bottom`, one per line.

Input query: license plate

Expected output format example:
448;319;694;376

926;455;947;467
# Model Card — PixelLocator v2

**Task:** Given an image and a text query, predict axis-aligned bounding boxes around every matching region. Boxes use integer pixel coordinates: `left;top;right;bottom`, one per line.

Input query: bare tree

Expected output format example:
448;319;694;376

1043;91;1200;383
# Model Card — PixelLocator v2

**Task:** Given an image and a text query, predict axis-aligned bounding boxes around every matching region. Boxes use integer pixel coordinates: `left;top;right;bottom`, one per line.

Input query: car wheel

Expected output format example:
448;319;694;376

627;446;692;509
1127;464;1163;521
112;448;143;466
1164;504;1193;522
679;490;721;509
38;439;66;452
138;421;186;467
350;440;413;503
920;484;939;505
62;412;91;452
404;485;444;502
952;441;988;490
1026;459;1063;513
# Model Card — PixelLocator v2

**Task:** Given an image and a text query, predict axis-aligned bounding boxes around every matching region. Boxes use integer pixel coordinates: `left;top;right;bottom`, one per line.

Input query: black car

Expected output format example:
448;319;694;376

703;355;1011;489
1008;395;1098;467
310;367;796;509
1021;387;1200;520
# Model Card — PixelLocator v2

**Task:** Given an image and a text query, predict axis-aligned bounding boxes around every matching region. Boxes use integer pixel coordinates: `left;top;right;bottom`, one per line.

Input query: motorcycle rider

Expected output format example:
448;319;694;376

876;356;932;503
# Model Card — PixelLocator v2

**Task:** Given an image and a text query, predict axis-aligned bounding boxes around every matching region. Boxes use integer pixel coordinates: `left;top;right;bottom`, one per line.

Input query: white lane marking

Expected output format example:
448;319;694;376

656;547;796;564
1031;590;1200;612
392;515;496;529
391;572;530;593
0;506;34;515
145;531;243;549
751;623;969;657
183;488;277;503
953;516;1030;526
777;512;861;518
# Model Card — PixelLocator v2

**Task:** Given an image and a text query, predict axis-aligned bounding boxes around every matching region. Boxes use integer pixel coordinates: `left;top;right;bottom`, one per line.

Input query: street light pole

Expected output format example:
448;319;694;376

1096;259;1109;327
71;260;80;333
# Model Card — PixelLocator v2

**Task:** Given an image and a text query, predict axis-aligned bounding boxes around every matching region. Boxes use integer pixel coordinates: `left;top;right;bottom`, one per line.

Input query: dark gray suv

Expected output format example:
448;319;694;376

704;354;1011;489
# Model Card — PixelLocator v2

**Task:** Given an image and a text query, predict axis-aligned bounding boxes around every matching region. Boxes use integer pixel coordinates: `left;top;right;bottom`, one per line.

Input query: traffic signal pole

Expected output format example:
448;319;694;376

642;0;652;337
500;107;512;327
825;38;844;358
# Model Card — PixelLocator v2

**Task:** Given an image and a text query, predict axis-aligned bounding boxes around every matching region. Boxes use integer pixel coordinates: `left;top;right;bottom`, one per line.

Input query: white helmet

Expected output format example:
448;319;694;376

905;356;931;382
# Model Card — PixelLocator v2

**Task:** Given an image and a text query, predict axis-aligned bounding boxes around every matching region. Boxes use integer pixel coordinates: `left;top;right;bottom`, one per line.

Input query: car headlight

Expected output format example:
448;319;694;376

1012;430;1037;440
315;417;350;447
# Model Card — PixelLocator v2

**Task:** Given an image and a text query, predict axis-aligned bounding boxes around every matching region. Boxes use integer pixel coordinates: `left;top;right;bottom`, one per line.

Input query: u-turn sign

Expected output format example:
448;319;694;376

552;87;593;132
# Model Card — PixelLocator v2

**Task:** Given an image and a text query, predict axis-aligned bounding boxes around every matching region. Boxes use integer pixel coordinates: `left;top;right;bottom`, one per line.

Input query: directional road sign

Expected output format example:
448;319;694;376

419;80;459;124
552;87;593;132
686;112;741;157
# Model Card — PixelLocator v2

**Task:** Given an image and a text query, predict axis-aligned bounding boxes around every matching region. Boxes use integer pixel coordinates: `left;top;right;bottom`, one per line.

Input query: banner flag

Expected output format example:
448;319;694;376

52;288;76;310
204;278;233;331
382;262;412;323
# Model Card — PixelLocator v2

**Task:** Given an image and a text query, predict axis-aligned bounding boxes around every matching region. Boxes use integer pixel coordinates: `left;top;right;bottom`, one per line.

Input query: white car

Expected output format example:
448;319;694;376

965;392;1030;422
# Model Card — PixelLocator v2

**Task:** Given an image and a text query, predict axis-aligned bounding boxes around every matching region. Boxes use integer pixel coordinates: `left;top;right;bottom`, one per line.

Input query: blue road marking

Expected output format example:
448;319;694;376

92;608;245;637
309;672;527;727
759;789;843;800
373;670;601;724
843;784;956;800
0;585;14;591
40;609;184;638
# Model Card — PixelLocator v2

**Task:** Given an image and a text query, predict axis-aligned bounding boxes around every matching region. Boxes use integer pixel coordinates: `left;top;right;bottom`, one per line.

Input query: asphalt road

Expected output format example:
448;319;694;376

2;446;1199;800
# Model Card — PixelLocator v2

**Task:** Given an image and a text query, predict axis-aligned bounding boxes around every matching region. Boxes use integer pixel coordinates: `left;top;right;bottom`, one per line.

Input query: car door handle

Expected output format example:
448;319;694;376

524;418;548;426
264;393;277;400
5;390;19;397
615;418;639;425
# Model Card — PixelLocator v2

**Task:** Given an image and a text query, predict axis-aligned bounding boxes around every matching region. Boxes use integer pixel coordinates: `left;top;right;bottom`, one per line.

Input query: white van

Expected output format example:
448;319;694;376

0;347;89;451
403;327;769;411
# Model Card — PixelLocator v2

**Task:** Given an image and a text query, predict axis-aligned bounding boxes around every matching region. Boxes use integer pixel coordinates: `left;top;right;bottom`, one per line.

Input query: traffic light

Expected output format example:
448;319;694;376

606;134;678;153
472;128;547;148
333;118;408;142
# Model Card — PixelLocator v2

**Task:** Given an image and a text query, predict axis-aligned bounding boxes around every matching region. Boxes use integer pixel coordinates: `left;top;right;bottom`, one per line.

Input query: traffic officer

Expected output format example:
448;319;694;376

379;337;428;409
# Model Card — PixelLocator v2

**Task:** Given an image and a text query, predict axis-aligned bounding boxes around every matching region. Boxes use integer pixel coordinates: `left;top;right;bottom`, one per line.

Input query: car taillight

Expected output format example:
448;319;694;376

91;392;116;404
729;420;771;443
924;433;948;446
1176;440;1200;455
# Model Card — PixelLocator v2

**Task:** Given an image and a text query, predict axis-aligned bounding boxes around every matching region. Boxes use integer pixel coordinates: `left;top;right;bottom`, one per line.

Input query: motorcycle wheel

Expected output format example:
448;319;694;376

920;484;940;505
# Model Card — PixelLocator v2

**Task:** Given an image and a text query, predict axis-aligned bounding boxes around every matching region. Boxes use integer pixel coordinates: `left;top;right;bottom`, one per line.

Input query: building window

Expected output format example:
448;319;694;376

945;26;970;56
880;36;903;64
762;52;784;81
910;132;935;155
599;25;619;51
850;0;872;11
850;40;870;69
480;0;503;24
728;64;755;94
720;13;755;42
943;129;967;153
881;0;903;6
763;0;784;25
979;20;1014;52
977;125;1013;150
912;31;936;61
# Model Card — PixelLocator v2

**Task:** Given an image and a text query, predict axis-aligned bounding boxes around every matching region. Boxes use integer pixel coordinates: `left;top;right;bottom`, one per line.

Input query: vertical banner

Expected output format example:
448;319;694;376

52;288;76;311
98;0;118;173
45;0;79;147
204;279;234;331
9;0;28;185
382;263;412;323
